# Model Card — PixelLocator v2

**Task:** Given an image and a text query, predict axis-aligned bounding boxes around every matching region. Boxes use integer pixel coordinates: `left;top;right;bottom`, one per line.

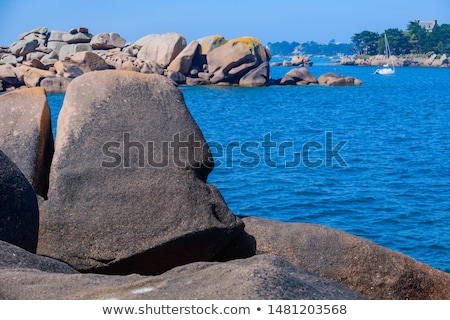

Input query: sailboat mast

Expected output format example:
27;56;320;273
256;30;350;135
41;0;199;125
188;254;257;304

385;33;395;71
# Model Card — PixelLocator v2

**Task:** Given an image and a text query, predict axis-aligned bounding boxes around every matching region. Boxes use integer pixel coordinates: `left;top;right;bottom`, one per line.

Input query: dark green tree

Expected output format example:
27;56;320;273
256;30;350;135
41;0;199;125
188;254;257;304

379;28;410;55
351;31;380;55
406;21;427;53
267;41;300;56
429;24;450;54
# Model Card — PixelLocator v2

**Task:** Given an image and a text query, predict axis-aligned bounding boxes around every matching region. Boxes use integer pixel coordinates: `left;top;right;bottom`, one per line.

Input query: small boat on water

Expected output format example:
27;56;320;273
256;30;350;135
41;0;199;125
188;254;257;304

375;34;395;75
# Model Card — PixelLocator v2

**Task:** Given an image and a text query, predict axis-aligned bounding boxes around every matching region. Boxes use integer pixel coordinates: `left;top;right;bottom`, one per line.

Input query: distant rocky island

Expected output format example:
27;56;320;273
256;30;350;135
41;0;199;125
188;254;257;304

0;26;364;94
340;54;449;67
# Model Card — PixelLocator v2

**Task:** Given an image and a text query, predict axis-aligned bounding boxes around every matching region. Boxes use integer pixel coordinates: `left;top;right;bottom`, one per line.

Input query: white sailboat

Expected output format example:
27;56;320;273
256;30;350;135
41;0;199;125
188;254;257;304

375;34;395;75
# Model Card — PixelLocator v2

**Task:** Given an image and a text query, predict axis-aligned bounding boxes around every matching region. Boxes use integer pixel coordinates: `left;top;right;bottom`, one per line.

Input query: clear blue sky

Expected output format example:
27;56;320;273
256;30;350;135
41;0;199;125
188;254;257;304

1;0;450;46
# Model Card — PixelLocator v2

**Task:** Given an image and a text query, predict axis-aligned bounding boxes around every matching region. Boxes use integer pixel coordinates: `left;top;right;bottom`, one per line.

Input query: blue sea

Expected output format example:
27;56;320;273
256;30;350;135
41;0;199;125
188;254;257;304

47;61;450;273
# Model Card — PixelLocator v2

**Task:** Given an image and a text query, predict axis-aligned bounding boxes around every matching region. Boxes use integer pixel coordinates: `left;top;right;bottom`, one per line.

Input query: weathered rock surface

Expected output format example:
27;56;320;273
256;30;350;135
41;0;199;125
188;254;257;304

0;53;18;64
0;87;54;198
242;217;450;300
62;32;92;44
207;37;270;84
10;39;39;57
0;240;77;274
23;68;56;87
197;35;228;55
280;67;318;85
54;61;83;78
58;43;92;61
65;51;110;73
0;64;23;88
167;40;201;76
318;72;362;86
136;32;187;67
47;30;66;42
166;70;186;84
0;254;365;300
0;150;39;253
239;61;270;87
90;32;126;49
38;70;244;275
40;76;72;93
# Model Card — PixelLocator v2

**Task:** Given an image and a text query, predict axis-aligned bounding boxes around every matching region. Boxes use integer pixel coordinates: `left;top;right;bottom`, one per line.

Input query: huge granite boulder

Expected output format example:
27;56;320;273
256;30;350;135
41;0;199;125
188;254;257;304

318;72;362;86
280;67;318;85
206;37;270;84
136;33;187;67
241;217;450;300
0;254;365;299
0;87;54;198
38;70;244;275
197;35;228;55
167;40;201;76
0;150;39;253
90;32;126;49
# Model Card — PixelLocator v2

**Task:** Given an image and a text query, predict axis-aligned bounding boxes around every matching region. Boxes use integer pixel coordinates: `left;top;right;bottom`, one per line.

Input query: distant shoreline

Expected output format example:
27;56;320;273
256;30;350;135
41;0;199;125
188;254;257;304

340;53;449;67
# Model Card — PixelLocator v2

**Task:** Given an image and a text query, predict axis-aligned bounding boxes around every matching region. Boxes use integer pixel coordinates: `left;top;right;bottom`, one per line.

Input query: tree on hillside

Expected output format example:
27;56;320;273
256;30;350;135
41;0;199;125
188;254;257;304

406;21;428;53
351;31;380;55
429;24;450;54
379;28;410;55
267;41;300;56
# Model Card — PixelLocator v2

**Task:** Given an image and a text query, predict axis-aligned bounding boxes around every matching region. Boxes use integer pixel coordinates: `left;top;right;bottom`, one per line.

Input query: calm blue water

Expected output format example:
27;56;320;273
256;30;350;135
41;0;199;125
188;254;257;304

47;63;450;273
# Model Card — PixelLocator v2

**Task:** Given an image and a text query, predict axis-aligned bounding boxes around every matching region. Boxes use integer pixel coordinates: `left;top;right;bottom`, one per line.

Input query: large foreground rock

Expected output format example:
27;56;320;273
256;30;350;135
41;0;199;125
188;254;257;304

206;37;270;84
0;151;39;253
0;87;54;198
0;254;365;299
242;217;450;300
38;70;243;274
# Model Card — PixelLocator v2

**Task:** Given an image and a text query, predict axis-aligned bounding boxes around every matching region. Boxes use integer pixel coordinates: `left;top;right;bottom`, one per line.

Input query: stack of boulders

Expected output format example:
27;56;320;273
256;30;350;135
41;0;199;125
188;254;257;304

1;27;364;93
0;27;274;93
1;71;449;299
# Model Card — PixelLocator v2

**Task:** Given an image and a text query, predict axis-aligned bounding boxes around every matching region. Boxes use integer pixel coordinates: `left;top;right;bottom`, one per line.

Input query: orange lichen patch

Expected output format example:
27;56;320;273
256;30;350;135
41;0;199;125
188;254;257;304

200;35;227;54
229;37;261;47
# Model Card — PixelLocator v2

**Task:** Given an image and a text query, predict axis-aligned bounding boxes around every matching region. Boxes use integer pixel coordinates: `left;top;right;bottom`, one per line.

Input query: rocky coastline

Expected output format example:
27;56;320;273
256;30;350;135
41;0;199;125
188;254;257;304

0;26;362;94
1;27;449;300
340;54;449;67
1;66;449;299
